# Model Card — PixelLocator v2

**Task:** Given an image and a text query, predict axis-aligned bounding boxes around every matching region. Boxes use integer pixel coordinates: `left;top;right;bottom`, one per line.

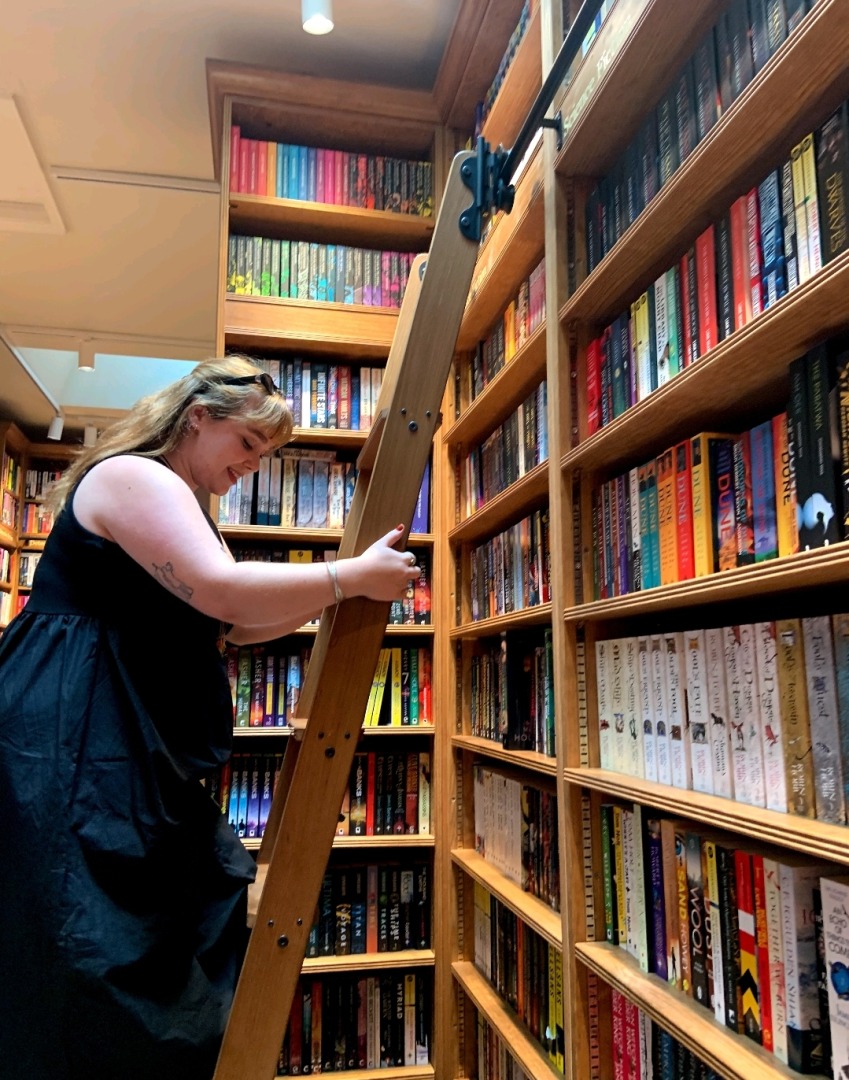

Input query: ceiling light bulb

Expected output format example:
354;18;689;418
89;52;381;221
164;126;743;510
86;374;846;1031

47;415;64;441
302;0;333;34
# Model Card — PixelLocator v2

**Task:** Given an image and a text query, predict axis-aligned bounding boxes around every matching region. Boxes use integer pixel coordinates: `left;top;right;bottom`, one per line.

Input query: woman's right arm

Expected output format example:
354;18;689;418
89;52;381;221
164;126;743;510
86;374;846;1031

72;456;416;626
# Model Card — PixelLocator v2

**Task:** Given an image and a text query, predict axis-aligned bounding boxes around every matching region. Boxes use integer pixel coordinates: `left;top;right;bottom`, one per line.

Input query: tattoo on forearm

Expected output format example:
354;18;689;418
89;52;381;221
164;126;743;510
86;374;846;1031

152;560;194;600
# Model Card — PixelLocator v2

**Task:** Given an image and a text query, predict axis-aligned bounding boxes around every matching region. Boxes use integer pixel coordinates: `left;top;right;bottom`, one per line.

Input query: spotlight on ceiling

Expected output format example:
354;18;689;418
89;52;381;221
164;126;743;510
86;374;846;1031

83;424;98;448
47;415;64;441
302;0;333;35
78;341;95;372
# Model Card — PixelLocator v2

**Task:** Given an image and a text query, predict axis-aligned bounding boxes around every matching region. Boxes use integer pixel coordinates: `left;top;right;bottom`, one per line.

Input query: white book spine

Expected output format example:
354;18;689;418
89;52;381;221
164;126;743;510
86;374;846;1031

664;631;691;789
820;874;849;1079
650;635;672;785
638;636;658;782
684;629;712;794
705;626;733;799
779;859;829;1070
623;637;643;778
653;273;670;385
754;621;788;813
724;624;752;804
738;622;767;808
609;637;627;774
596;639;613;770
802;615;846;825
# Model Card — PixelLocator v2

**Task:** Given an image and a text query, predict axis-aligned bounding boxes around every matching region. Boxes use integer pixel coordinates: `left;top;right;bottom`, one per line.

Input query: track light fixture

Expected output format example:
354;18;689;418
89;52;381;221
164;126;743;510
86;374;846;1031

78;340;95;372
47;415;64;441
83;424;98;448
302;0;333;35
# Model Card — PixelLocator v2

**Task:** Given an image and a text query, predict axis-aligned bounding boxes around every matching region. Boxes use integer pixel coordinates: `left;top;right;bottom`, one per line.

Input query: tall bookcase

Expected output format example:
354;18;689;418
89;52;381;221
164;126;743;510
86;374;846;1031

0;422;73;631
442;0;849;1079
206;62;457;1077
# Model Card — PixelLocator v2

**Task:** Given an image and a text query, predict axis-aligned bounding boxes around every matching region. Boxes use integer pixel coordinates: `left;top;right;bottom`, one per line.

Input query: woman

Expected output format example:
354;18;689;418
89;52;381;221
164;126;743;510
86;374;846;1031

0;355;417;1079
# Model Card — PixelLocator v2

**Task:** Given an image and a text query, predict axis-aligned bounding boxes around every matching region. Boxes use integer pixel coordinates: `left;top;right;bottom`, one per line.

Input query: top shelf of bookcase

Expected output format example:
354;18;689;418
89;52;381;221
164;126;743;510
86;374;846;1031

553;0;718;179
481;2;542;152
229;195;435;253
207;61;442;180
559;0;849;326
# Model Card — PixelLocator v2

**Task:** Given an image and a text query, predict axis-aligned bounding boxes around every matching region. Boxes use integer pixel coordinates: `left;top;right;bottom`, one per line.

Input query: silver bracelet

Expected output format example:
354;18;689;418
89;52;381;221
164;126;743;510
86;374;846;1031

326;559;344;604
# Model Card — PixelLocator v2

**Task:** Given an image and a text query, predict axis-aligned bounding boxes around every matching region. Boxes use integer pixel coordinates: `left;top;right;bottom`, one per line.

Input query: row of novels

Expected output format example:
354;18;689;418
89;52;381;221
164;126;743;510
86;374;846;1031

308;862;430;958
474;0;533;133
473;883;565;1073
585;108;849;433
469;508;551;622
461;380;549;519
212;748;432;839
347;749;432;838
476;1015;533;1080
1;448;20;513
23;461;65;501
275;971;430;1075
598;802;849;1076
584;0;815;273
609;988;723;1080
219;451;356;529
226;641;433;728
466;259;546;393
473;764;560;910
19;502;53;536
228;126;434;217
226;234;416;309
227;548;427;626
363;646;434;727
17;551;40;589
469;629;556;758
596;615;849;823
259;355;387;433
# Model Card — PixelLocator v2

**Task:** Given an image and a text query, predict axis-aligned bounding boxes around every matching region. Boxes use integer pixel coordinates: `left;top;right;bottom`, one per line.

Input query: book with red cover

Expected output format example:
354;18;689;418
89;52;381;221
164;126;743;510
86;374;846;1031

695;225;719;355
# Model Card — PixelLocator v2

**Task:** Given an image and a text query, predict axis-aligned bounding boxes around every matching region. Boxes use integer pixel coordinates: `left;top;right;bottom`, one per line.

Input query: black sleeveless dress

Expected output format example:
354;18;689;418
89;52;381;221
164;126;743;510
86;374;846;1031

0;474;256;1079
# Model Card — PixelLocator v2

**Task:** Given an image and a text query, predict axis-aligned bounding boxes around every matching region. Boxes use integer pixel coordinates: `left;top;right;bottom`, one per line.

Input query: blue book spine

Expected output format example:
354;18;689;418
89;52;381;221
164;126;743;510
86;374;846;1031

750;418;777;560
276;143;286;198
350;371;361;430
297;145;308;200
288;144;300;199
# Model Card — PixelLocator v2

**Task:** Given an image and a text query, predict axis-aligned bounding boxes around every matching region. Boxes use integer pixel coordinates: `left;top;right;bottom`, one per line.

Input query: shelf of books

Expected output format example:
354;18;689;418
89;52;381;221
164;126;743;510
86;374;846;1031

208;59;448;1076
549;0;849;1077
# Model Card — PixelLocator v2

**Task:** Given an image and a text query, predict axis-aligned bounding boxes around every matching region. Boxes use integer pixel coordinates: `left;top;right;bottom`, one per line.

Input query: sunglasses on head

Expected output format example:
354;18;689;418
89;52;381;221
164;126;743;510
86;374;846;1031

216;372;280;395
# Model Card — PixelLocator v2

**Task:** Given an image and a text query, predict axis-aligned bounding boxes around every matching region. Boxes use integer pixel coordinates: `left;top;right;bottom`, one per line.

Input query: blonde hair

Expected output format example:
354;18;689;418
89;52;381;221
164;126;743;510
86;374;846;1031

49;354;293;513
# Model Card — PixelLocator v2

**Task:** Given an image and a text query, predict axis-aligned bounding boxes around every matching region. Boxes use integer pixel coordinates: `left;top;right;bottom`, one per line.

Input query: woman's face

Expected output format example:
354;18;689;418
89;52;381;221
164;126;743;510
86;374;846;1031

185;406;275;495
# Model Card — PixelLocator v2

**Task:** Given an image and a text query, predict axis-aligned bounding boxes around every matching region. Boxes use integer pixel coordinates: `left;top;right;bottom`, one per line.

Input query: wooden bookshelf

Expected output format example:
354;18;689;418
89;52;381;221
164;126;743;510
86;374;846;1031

207;58;451;1077
451;734;559;778
449;460;549;545
452;961;562;1080
449;603;554;641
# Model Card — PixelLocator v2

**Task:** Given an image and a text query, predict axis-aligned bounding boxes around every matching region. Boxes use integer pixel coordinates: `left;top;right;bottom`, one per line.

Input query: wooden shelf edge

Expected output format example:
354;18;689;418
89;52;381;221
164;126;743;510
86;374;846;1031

564;768;849;866
452;961;562;1080
451;847;562;949
451;733;558;778
450;461;549;546
303;949;435;974
444;322;548;450
575;942;798;1080
563;543;849;623
451;603;553;640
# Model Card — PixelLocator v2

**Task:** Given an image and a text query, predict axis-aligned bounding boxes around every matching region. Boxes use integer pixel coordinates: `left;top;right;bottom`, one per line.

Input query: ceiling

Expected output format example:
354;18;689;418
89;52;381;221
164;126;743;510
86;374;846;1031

0;0;466;442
